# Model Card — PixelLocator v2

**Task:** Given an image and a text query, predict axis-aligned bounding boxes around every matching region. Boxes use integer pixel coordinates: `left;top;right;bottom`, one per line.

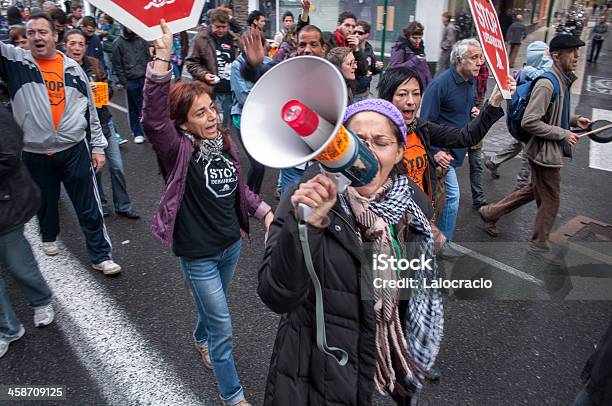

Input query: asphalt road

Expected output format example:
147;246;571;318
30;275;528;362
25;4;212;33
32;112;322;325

1;36;611;406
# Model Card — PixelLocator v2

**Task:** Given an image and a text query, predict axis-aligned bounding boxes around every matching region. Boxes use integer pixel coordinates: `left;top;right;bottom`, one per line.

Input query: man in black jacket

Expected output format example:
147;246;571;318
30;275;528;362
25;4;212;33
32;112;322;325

112;27;150;144
353;20;383;102
0;105;54;359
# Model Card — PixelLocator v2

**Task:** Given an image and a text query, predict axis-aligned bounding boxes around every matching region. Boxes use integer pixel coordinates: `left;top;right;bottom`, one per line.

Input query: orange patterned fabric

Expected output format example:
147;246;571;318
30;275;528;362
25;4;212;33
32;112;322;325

403;131;428;191
36;54;65;129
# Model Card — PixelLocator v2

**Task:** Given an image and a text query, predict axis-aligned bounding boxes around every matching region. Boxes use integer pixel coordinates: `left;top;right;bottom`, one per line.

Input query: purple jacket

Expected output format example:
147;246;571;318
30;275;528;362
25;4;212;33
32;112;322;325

389;38;432;89
141;63;271;247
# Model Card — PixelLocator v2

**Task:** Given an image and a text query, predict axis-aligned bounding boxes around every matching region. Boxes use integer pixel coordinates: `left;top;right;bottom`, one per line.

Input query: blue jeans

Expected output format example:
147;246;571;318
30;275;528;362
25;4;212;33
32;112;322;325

437;166;460;241
215;92;232;129
0;225;52;340
280;166;306;197
179;239;244;405
103;52;117;85
468;147;487;208
126;78;145;138
95;125;132;212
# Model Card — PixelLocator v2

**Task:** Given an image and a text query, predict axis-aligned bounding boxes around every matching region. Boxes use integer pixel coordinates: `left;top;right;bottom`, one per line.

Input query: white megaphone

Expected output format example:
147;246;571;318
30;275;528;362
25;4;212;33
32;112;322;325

241;56;379;210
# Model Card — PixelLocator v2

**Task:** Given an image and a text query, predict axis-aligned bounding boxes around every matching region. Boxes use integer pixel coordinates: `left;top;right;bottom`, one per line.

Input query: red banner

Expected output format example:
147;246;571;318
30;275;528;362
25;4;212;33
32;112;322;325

467;0;511;99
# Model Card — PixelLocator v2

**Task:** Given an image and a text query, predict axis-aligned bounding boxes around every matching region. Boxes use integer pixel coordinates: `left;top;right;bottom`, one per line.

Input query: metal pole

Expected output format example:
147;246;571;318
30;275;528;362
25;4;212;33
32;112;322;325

380;0;389;64
544;0;556;42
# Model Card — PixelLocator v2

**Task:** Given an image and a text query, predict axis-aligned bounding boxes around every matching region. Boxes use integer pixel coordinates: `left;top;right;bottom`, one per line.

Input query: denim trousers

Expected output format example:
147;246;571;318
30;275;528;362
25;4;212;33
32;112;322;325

0;225;52;340
103;52;117;85
179;239;244;405
468;147;487;208
280;166;306;197
437;166;460;241
95;127;132;212
126;78;145;137
215;92;233;130
235;123;265;194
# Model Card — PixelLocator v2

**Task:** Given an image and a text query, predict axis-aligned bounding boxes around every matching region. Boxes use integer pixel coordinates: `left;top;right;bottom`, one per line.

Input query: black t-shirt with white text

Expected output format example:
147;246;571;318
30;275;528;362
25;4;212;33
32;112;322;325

173;151;240;258
213;35;233;94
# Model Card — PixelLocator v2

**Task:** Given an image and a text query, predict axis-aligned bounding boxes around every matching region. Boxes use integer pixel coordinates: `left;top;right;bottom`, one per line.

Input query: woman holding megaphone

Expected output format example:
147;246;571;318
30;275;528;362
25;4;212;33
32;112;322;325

259;99;442;405
142;20;273;406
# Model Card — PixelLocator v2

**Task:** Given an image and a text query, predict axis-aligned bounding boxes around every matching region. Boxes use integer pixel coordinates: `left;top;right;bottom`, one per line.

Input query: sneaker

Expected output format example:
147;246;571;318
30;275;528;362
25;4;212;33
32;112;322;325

195;343;212;370
0;325;25;359
102;206;110;218
116;210;140;220
484;157;500;179
133;135;145;144
478;206;499;237
92;260;122;275
33;304;55;327
115;133;128;145
42;241;59;256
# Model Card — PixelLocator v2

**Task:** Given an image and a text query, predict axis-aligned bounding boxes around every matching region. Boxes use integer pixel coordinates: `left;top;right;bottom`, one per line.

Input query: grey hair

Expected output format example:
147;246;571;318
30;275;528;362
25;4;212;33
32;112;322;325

450;38;481;65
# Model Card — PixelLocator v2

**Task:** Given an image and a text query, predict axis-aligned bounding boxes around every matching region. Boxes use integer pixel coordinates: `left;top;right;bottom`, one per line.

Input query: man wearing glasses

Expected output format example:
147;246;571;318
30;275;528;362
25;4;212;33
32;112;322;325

353;20;384;103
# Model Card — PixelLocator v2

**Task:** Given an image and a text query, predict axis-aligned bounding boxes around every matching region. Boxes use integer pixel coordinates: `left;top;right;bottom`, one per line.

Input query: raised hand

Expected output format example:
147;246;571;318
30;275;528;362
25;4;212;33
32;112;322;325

244;27;264;67
153;19;173;60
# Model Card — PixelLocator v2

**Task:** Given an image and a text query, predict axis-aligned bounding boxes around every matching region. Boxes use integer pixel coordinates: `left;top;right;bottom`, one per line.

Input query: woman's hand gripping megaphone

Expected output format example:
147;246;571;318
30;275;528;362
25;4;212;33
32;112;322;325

291;174;337;228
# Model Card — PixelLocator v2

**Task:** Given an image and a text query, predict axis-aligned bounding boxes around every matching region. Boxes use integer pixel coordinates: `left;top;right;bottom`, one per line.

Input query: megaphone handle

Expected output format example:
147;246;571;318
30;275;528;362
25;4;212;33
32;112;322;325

298;222;349;366
295;172;350;224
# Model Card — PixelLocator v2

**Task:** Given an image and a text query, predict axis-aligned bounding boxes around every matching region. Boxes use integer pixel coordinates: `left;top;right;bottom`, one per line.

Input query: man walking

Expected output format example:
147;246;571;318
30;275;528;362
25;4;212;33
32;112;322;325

185;7;239;129
506;14;526;68
479;35;591;258
112;26;149;144
353;20;383;102
0;13;121;275
437;12;457;75
421;38;486;244
588;15;608;63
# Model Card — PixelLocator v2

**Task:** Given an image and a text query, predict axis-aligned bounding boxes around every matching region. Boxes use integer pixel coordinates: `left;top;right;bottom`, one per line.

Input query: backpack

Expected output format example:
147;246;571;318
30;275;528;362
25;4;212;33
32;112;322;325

506;71;561;143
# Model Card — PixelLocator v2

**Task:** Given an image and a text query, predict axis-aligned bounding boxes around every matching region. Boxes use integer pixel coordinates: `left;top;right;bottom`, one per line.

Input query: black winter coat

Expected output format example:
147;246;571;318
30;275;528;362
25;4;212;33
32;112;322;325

112;32;150;84
258;167;432;406
0;105;40;234
414;103;504;201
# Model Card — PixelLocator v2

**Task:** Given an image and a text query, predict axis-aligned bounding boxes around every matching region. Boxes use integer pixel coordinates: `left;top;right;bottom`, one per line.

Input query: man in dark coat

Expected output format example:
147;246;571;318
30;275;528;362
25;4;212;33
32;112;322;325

574;321;612;405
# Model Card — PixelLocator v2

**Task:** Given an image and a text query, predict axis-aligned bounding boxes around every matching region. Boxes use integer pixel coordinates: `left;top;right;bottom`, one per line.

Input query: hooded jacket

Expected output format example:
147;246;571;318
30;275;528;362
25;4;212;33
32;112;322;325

112;30;150;85
519;41;553;83
0;42;106;155
389;37;432;89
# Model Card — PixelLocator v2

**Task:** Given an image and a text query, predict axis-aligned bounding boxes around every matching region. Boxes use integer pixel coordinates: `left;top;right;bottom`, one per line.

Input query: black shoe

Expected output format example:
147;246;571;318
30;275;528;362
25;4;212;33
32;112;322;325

116;210;140;220
484;157;500;179
472;201;488;210
102;207;110;218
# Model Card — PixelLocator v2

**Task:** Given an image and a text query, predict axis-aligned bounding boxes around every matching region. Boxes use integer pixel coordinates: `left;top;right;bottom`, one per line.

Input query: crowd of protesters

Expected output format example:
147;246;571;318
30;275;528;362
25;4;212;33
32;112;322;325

0;1;610;405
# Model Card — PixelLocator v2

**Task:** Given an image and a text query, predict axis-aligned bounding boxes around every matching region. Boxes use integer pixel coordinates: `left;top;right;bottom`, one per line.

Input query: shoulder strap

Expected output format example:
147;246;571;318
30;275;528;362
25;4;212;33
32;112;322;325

540;71;561;100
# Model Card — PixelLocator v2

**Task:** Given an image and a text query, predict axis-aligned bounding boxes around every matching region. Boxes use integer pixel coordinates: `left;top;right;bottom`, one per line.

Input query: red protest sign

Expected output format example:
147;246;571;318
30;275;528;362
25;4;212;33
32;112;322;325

87;0;205;41
467;0;511;99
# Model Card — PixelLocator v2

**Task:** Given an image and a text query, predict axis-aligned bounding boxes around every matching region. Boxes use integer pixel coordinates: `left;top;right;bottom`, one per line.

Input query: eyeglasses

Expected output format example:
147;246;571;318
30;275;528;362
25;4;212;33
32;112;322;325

357;135;397;150
354;30;366;35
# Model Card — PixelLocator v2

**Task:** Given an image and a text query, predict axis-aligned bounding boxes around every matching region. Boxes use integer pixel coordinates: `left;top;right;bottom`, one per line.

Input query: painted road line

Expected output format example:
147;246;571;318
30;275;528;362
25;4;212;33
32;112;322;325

108;102;128;114
24;223;202;406
448;242;546;287
589;108;612;172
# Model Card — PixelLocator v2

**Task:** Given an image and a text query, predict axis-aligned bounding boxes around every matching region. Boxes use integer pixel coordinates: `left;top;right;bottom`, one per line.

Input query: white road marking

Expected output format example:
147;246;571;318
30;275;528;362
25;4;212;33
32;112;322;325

108;102;128;114
589;108;612;172
24;223;202;406
448;242;546;287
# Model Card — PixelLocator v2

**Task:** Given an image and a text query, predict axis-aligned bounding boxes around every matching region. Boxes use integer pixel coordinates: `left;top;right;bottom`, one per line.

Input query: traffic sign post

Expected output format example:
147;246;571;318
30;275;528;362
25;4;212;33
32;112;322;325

467;0;511;99
86;0;205;41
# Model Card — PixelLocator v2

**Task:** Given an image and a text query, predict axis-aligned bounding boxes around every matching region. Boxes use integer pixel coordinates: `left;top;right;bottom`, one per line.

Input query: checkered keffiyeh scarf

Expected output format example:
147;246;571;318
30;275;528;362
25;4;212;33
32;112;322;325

347;176;444;397
402;193;444;394
347;176;415;395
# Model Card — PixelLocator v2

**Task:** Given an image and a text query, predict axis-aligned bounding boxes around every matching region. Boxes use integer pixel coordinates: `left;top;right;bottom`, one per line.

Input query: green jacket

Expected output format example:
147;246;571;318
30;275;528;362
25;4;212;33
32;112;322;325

102;23;121;53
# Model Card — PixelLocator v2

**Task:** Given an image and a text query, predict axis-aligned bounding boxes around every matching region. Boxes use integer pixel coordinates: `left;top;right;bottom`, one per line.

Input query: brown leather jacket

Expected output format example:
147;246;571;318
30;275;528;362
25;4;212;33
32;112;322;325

184;26;239;82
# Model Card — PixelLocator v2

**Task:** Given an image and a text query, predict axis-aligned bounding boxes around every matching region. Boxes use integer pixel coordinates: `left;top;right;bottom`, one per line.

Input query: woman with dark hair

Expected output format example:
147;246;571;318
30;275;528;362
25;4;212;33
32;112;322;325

326;46;357;105
259;98;443;405
142;21;272;406
9;26;28;49
377;67;513;220
389;21;432;89
7;6;24;28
